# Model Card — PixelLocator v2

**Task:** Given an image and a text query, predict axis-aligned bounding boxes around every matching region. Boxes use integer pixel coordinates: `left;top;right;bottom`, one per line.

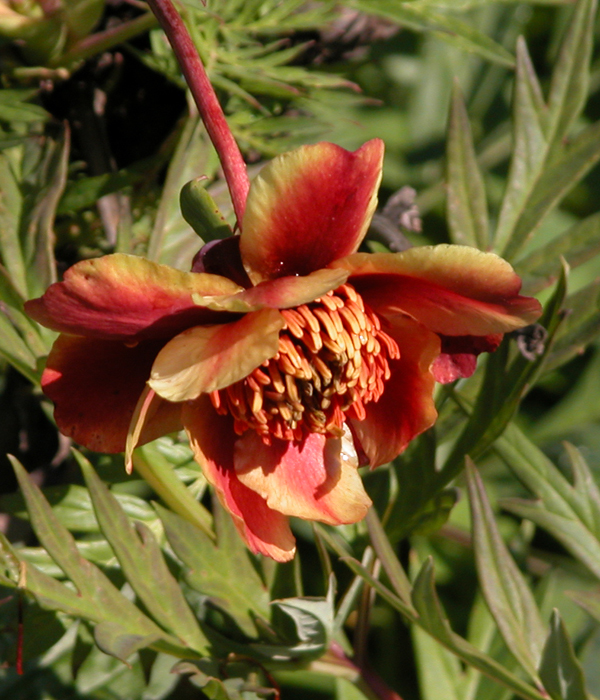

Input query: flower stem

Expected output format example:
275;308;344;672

145;0;250;226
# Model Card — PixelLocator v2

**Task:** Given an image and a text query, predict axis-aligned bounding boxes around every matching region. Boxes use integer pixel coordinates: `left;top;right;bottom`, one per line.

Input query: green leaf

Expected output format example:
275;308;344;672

495;0;598;259
21;126;67;297
493;38;548;255
565;588;600;626
0;312;39;382
0;483;158;533
0;90;50;123
146;113;219;268
348;0;515;67
496;426;600;581
516;213;600;294
76;452;209;655
93;622;162;665
503;120;600;260
466;460;545;681
341;553;546;700
412;622;464;700
157;502;270;638
446;82;489;249
58;166;149;215
5;458;190;660
542;281;600;373
546;0;597;147
180;179;233;243
0;152;27;297
365;509;414;608
248;580;335;662
538;610;590;700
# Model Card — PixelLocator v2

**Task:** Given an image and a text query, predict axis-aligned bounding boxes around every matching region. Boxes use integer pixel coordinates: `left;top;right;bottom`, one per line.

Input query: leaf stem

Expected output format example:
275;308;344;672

145;0;250;226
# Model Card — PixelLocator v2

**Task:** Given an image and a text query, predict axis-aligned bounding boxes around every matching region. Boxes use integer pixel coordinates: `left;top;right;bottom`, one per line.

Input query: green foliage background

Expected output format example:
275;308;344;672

3;0;600;698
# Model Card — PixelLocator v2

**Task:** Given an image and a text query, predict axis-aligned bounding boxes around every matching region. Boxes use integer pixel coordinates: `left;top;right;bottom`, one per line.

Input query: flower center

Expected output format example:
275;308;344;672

209;283;399;443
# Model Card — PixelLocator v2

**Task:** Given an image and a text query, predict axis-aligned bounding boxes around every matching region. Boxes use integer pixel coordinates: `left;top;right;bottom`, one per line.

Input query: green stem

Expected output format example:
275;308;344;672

132;443;214;539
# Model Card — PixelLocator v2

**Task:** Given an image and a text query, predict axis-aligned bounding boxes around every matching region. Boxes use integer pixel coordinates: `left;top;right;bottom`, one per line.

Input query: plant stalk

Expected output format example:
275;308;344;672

145;0;250;226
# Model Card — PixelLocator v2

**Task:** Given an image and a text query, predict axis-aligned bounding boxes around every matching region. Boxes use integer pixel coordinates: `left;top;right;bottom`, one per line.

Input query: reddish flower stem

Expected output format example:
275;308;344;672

145;0;250;226
329;642;404;700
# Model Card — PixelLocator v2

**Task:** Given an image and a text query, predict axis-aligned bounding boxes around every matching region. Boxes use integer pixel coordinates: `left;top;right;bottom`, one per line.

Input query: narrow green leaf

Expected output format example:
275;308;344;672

411;558;455;645
563;443;600;535
446;82;489;249
0;482;160;534
58;166;149;215
365;508;414;608
466;461;545;681
546;0;597;147
0;314;38;381
538;610;589;700
412;622;464;700
0;90;50;123
494;38;548;255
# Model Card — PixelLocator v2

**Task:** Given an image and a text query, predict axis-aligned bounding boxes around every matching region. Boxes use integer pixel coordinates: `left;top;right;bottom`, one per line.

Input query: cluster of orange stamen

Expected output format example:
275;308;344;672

209;283;400;442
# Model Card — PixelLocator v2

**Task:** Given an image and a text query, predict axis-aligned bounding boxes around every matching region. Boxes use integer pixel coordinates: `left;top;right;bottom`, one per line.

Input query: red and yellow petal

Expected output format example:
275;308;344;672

149;309;285;402
234;426;371;526
203;268;350;313
240;140;384;284
25;254;243;342
349;314;440;468
42;335;182;453
332;246;541;337
183;397;296;562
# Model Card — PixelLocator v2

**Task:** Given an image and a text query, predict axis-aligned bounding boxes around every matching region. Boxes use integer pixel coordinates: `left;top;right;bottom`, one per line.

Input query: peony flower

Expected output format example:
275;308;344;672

25;140;541;562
